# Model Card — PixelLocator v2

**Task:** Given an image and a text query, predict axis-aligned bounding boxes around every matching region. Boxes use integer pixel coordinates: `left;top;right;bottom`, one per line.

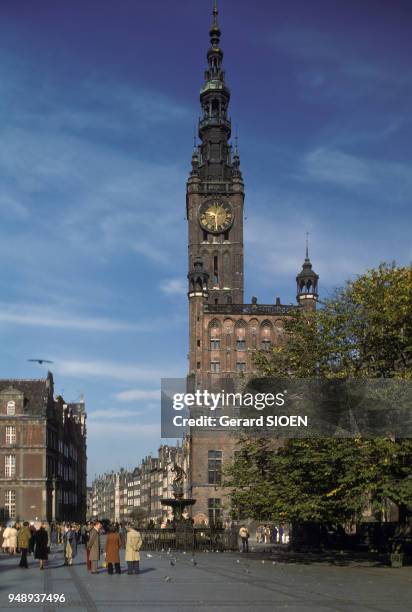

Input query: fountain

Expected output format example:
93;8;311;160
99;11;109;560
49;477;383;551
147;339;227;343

161;464;196;526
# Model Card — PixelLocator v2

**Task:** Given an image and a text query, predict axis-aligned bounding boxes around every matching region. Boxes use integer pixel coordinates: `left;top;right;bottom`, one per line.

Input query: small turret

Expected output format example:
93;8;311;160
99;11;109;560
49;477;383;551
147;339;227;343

296;235;318;309
188;257;209;299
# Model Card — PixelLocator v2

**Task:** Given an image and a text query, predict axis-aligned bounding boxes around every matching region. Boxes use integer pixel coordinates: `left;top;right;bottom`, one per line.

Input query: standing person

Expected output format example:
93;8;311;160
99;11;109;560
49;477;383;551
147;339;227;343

63;525;77;566
2;524;10;553
17;522;31;568
85;523;92;571
34;524;49;570
278;524;284;544
272;525;278;544
125;524;142;575
118;523;126;549
80;524;87;545
239;525;249;553
28;523;36;555
87;521;101;574
7;524;18;555
105;525;121;575
50;523;57;548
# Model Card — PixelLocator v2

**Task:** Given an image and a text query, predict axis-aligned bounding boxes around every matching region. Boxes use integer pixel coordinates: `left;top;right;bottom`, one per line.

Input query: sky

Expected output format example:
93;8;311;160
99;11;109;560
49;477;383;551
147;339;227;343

0;0;411;480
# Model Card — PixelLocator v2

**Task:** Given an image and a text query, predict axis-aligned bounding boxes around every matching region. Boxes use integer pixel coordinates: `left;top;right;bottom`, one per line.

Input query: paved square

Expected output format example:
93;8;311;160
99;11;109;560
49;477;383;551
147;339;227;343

1;547;411;611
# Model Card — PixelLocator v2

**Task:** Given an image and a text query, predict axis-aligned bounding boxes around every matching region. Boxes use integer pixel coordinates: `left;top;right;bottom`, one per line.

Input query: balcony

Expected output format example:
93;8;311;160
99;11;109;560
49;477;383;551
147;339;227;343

199;116;231;131
204;303;297;315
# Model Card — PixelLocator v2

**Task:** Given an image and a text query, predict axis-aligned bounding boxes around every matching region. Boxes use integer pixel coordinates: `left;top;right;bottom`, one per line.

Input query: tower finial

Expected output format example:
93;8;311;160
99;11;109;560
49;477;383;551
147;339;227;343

210;0;221;48
306;231;309;260
213;0;218;26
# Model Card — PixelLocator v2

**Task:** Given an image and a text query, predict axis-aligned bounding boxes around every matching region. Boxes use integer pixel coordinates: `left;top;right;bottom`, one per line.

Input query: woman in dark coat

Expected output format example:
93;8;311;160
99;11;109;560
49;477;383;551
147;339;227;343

105;525;121;575
34;525;49;570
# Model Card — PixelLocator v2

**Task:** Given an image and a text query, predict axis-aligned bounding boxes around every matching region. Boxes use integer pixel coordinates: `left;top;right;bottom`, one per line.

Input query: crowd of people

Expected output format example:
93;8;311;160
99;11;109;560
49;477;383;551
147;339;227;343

0;520;143;575
255;524;287;544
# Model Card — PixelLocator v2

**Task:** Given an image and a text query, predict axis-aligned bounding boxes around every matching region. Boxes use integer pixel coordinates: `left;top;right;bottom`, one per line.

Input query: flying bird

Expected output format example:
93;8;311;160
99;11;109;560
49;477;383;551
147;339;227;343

27;359;54;365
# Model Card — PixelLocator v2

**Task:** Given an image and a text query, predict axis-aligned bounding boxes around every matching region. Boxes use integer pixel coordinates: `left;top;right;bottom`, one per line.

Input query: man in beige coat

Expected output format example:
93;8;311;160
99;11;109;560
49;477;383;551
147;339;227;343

125;524;143;575
87;521;101;574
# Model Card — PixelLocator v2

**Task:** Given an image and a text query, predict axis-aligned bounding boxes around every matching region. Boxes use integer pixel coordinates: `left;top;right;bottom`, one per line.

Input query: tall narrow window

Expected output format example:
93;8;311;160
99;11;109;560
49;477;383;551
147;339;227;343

208;450;223;484
208;498;222;526
5;455;16;477
213;255;219;284
223;251;230;286
5;490;16;519
5;426;16;445
7;401;15;416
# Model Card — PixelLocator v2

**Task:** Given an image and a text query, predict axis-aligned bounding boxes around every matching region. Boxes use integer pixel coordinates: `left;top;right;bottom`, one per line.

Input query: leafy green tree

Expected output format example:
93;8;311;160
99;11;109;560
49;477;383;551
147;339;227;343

226;263;412;526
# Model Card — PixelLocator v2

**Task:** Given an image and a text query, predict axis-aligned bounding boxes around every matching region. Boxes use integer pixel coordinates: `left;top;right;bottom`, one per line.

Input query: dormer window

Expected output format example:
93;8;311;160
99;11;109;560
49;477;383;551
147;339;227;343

7;401;16;416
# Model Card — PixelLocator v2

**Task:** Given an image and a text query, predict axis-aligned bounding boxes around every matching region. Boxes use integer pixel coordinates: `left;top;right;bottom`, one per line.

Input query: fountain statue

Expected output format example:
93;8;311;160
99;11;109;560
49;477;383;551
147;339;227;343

161;463;196;525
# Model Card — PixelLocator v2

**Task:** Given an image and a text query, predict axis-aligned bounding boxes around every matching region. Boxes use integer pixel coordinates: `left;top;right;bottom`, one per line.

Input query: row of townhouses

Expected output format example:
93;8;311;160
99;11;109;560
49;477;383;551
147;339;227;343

90;444;184;525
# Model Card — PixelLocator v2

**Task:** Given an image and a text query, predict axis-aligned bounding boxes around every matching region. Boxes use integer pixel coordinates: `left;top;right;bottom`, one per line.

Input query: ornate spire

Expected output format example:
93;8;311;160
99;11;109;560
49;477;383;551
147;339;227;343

296;234;319;307
210;0;221;48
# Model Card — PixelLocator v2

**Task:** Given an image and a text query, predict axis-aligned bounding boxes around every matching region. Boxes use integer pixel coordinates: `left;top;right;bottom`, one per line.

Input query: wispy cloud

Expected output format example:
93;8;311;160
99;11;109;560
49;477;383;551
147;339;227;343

302;147;412;197
54;359;184;382
0;193;29;219
160;278;186;296
88;408;143;420
269;25;412;103
0;303;155;332
89;421;160;437
115;389;160;402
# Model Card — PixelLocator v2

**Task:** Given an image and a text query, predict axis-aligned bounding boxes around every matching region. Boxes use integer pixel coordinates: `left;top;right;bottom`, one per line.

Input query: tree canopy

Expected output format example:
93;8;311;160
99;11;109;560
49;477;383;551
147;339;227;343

226;263;412;525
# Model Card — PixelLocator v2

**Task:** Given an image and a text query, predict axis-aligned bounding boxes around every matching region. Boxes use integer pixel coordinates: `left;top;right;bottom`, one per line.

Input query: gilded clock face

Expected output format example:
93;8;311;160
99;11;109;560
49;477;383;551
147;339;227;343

199;200;233;234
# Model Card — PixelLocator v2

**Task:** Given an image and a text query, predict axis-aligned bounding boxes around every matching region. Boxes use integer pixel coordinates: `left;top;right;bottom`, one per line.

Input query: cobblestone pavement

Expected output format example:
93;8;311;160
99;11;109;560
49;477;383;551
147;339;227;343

1;547;411;611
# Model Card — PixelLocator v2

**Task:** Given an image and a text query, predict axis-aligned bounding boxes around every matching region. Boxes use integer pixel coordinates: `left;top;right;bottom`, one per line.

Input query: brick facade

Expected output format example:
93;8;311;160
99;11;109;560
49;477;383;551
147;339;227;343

185;6;318;525
0;373;87;523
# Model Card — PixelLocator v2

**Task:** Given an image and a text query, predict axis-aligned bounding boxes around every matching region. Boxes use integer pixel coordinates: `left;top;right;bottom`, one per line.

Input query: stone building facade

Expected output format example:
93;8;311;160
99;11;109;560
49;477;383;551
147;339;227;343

90;444;183;525
0;372;87;523
185;5;319;525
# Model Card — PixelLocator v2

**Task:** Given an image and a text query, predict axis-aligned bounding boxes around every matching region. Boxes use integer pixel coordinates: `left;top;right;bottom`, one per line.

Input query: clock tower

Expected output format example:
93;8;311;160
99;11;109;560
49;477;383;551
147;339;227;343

187;1;244;309
184;4;319;524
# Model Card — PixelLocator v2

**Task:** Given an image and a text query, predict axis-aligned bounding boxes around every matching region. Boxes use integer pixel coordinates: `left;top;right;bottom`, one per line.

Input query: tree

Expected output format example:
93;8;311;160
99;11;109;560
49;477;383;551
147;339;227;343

226;263;412;526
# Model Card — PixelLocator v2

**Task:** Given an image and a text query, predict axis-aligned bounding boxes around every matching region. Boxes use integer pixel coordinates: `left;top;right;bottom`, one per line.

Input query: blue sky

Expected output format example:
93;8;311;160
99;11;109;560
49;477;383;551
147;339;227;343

1;0;411;480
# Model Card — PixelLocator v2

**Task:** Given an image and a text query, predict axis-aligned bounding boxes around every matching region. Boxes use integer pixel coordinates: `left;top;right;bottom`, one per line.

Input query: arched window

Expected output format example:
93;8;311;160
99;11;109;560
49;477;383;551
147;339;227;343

261;321;273;350
235;320;247;350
